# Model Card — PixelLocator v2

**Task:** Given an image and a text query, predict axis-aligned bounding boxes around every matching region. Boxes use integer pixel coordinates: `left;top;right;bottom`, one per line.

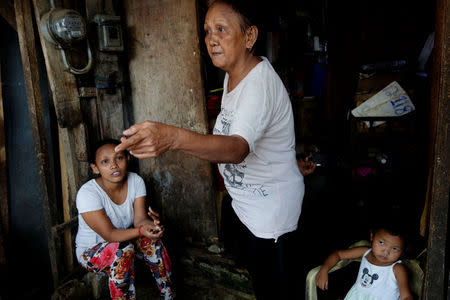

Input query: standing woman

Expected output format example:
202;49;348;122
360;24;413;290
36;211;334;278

116;1;315;298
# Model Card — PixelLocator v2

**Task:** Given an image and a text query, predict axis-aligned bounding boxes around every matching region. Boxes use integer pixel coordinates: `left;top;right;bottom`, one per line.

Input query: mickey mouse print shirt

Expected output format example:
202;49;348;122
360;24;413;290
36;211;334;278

345;249;402;300
213;57;304;241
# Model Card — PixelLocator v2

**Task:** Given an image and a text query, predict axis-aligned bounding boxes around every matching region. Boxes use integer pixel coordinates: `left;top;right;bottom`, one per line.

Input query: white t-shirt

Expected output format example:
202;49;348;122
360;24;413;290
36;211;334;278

75;172;146;261
213;57;304;241
345;249;402;300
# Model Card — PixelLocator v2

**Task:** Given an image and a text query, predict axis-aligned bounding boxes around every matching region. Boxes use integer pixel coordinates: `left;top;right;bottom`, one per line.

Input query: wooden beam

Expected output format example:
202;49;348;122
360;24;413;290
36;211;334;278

124;0;218;241
58;127;73;272
14;0;61;287
423;0;450;298
31;0;83;129
51;217;78;239
0;0;16;31
32;0;89;195
78;87;97;98
0;61;8;267
0;62;8;238
59;125;88;215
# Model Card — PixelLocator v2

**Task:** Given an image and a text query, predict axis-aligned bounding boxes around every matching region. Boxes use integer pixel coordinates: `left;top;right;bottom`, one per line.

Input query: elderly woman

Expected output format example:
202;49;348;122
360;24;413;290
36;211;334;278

116;1;315;298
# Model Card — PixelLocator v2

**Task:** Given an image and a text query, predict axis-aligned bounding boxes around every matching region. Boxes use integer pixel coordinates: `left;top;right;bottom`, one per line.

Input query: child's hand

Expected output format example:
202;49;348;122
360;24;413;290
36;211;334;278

148;206;161;226
315;268;329;290
141;223;164;240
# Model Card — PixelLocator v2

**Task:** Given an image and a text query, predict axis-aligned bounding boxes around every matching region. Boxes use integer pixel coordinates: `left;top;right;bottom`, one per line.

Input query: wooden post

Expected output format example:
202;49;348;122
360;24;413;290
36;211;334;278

14;0;61;287
0;62;8;266
0;64;8;237
58;127;73;272
124;0;217;241
32;0;83;129
32;0;90;207
422;0;450;298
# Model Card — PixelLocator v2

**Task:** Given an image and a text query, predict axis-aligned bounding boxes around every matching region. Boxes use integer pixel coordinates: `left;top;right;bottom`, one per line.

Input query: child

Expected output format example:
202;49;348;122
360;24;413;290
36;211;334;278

75;139;174;300
315;220;413;300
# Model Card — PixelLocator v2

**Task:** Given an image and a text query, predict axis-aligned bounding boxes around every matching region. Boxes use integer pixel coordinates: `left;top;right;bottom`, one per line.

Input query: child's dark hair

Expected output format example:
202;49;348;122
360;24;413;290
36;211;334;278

370;211;411;247
89;138;125;164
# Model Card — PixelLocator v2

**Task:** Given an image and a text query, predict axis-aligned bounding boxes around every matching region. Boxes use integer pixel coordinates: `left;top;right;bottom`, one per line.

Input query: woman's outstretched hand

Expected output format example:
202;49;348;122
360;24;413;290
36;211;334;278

115;121;177;158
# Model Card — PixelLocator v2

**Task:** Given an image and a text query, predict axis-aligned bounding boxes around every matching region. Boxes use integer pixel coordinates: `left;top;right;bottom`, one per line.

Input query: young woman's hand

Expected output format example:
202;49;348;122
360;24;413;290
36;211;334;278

141;223;164;240
148;206;161;226
315;268;329;290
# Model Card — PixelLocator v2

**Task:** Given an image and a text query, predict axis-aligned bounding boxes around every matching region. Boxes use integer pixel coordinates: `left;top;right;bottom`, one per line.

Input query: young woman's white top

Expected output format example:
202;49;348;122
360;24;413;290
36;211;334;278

213;56;304;241
75;172;146;261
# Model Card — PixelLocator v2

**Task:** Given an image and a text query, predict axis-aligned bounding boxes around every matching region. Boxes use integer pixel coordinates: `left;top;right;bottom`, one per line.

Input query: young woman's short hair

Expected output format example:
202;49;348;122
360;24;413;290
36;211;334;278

89;138;123;164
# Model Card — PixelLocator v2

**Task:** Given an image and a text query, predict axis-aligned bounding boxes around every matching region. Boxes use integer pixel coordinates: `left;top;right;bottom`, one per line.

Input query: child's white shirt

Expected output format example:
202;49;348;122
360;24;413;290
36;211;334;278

345;249;401;300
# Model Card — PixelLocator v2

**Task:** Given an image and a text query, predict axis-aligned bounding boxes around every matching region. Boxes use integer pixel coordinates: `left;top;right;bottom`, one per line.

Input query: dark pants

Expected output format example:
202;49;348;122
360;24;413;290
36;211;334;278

225;204;298;300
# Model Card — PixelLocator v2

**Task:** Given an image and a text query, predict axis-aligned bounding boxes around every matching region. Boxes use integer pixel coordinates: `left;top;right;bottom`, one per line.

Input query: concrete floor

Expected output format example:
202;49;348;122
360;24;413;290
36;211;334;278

73;244;256;300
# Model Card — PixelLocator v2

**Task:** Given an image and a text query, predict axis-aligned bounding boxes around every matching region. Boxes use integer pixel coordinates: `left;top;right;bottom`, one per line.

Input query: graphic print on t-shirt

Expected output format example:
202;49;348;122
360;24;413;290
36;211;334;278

360;267;379;288
214;108;269;197
223;164;244;186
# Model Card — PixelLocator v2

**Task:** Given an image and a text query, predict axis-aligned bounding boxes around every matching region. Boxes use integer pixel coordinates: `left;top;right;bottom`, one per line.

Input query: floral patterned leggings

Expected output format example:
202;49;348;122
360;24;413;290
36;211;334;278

79;237;173;300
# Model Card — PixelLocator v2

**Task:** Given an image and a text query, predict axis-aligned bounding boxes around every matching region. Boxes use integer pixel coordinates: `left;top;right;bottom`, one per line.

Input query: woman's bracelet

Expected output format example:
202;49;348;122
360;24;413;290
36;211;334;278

138;225;143;237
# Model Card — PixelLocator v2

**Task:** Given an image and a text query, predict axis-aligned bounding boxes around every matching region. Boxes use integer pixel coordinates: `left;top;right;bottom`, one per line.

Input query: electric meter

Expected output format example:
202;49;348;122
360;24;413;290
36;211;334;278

41;8;87;47
40;8;93;75
93;15;124;52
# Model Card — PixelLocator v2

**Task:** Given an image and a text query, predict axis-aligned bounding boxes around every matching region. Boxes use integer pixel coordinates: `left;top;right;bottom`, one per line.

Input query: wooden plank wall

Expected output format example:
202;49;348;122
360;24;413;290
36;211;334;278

0;62;8;267
124;0;218;241
32;0;90;202
14;0;61;287
30;0;91;285
0;0;16;31
422;0;450;298
0;4;14;263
